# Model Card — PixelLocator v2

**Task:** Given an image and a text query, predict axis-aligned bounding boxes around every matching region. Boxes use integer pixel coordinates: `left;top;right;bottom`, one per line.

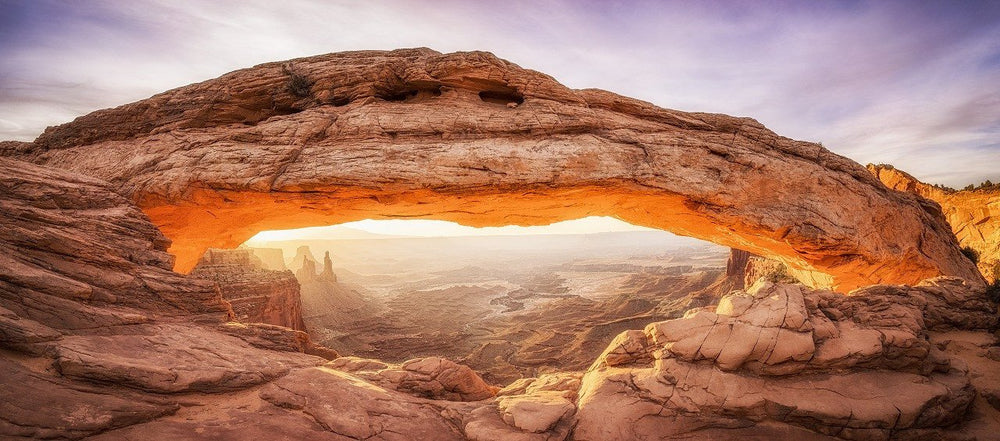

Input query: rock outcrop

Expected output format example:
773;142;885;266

9;49;982;291
0;157;231;333
320;251;338;282
251;247;288;271
869;164;1000;282
726;248;795;289
576;279;991;441
2;52;998;441
328;356;498;402
289;245;319;279
191;248;305;330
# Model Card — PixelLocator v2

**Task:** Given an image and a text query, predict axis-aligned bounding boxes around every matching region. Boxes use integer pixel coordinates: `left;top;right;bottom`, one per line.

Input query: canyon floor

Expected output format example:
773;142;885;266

258;232;730;384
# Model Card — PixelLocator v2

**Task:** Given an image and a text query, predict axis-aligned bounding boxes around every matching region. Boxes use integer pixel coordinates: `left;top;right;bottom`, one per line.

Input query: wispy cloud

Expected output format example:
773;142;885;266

1;0;997;187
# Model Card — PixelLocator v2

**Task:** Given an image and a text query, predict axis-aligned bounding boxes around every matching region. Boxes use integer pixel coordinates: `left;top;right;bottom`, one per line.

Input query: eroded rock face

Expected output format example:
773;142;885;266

191;248;305;330
0;157;231;332
10;49;982;291
869;164;1000;282
54;323;324;393
327;356;497;402
259;366;468;441
577;280;985;441
0;358;178;440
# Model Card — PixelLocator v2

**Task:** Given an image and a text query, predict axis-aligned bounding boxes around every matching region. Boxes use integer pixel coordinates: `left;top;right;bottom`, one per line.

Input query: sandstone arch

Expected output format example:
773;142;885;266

13;48;982;291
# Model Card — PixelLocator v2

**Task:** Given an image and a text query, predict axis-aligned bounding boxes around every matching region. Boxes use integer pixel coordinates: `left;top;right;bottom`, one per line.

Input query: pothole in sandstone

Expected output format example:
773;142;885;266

197;216;732;385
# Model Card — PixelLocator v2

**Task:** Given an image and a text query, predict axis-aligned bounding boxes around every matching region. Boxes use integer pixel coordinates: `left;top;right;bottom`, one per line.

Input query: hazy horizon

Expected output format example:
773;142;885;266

244;216;659;244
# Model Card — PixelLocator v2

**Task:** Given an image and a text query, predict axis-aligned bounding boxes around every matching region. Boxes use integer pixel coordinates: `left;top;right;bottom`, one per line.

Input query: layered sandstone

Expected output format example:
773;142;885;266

191;248;305;330
9;49;981;291
869;164;1000;282
576;279;993;441
0;157;231;333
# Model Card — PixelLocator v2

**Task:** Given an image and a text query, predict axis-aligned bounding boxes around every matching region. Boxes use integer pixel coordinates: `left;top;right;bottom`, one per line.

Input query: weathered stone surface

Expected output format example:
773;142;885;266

0;305;62;355
0;157;231;331
14;49;982;291
54;324;324;393
191;248;305;330
870;164;1000;282
465;373;579;441
218;321;339;359
578;281;981;440
0;357;177;440
87;403;352;441
259;366;466;440
328;356;497;402
575;363;973;441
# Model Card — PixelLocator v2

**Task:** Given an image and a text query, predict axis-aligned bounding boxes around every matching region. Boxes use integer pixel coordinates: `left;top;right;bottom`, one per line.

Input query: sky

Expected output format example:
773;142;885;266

1;0;998;192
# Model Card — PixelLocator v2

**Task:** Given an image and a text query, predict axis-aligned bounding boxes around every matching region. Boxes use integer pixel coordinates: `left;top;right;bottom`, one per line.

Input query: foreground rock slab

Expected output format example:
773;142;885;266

260;366;467;441
576;281;982;441
55;324;324;393
0;358;177;440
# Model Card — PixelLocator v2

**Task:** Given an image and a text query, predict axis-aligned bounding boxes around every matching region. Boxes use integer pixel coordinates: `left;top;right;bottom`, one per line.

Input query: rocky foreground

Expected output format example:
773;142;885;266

1;155;999;440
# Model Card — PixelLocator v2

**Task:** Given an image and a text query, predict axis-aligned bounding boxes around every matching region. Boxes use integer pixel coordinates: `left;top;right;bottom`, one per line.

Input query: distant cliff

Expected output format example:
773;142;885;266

869;164;1000;282
191;248;305;330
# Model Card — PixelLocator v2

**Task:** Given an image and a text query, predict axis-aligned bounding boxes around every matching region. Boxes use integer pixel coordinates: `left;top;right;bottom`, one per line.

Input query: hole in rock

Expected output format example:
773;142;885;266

378;84;443;102
206;217;736;384
478;89;524;105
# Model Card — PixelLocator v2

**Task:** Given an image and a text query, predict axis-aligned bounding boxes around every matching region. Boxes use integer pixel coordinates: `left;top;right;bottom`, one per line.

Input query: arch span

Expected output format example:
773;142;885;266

19;49;982;292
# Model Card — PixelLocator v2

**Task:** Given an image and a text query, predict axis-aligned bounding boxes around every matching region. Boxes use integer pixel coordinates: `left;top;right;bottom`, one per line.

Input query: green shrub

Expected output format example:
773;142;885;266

287;72;313;97
988;262;1000;303
961;246;980;264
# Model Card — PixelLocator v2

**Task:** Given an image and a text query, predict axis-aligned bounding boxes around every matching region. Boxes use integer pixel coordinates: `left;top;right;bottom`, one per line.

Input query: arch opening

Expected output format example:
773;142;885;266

219;217;732;383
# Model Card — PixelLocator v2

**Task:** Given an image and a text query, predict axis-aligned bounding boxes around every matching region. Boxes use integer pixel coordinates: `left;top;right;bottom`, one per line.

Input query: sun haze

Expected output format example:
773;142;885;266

245;216;658;243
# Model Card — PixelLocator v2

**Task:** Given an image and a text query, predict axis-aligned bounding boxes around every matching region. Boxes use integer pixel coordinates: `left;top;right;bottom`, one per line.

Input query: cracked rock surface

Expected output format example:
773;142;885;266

576;281;985;441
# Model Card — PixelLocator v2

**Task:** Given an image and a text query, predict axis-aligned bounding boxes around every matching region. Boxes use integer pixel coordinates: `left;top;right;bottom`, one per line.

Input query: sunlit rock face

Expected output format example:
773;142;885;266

577;279;993;441
8;48;982;292
869;164;1000;282
190;248;305;330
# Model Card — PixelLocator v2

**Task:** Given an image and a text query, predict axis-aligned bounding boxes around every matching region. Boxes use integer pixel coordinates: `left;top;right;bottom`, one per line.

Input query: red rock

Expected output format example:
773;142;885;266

191;248;305;330
11;49;982;292
870;164;1000;283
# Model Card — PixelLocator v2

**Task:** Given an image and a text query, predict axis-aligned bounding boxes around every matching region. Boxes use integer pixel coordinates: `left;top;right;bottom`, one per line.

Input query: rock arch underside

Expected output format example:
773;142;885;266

2;49;998;441
12;48;982;292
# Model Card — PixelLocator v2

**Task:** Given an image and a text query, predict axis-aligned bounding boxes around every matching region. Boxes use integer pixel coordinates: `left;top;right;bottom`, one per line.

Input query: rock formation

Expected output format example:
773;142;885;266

328;356;498;402
250;246;288;271
726;248;794;289
0;155;997;440
576;278;995;441
869;164;1000;282
7;48;982;291
191;248;305;330
320;251;338;282
0;157;231;333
